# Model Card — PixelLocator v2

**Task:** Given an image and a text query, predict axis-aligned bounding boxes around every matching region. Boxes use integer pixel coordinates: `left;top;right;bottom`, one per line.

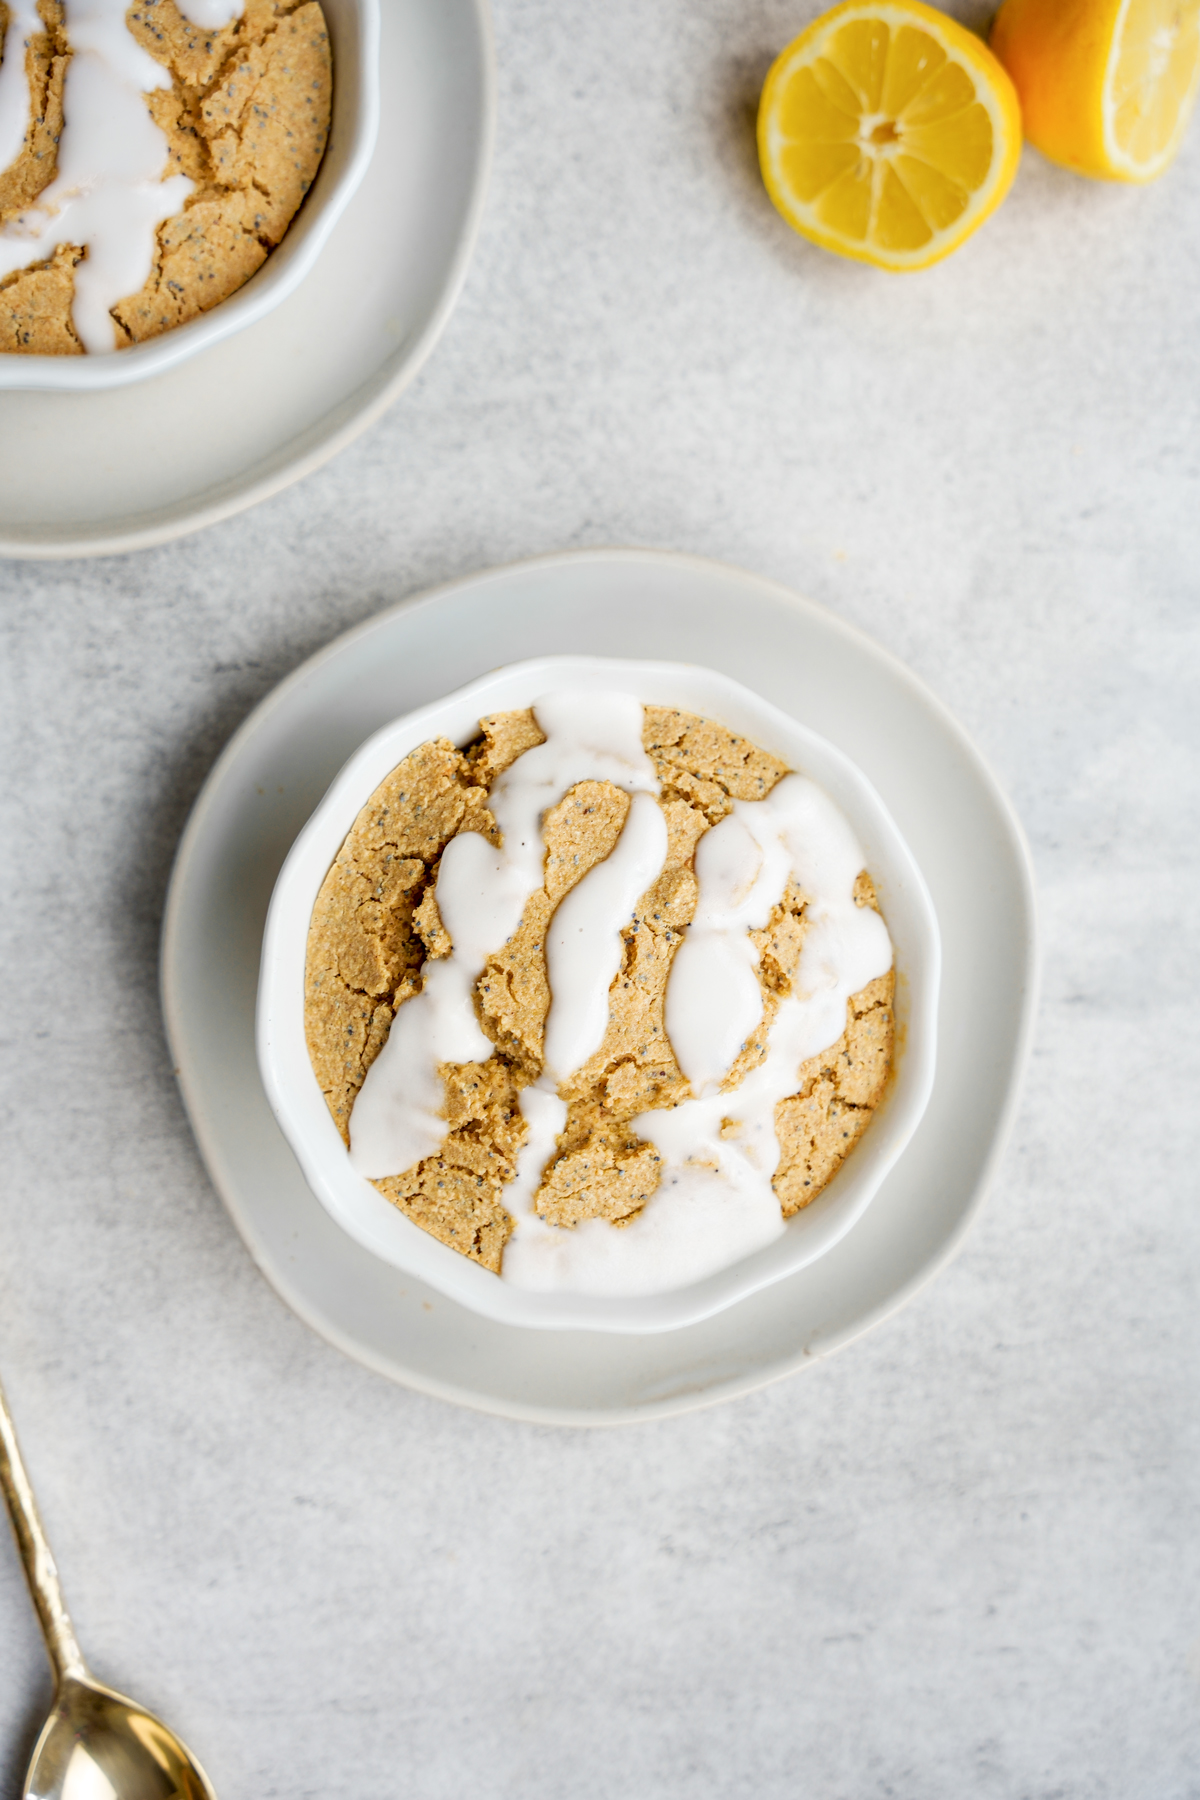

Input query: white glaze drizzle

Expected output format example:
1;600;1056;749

0;0;244;352
175;0;243;29
498;1161;789;1296
503;1085;568;1223
0;0;44;174
664;806;791;1092
499;793;669;1281
543;791;667;1083
502;774;892;1295
345;694;894;1298
348;691;661;1180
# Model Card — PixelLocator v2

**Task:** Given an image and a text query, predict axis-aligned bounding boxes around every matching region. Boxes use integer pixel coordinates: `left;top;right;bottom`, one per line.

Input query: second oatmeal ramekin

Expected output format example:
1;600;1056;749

0;0;379;393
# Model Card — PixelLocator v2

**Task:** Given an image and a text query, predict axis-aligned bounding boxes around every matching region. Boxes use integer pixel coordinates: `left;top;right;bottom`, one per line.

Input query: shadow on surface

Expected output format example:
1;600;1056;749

103;586;405;1154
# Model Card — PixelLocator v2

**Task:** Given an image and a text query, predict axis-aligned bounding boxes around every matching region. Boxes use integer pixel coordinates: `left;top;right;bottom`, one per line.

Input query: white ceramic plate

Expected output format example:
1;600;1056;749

0;0;493;555
257;655;941;1334
162;549;1039;1424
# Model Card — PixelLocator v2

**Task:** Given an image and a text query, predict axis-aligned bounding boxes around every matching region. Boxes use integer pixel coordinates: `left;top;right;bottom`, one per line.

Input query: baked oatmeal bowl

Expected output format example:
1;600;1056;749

257;656;941;1335
0;0;378;391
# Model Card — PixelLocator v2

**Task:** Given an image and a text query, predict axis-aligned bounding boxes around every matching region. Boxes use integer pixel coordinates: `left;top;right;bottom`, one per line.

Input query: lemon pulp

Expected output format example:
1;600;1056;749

1108;0;1200;173
759;0;1022;270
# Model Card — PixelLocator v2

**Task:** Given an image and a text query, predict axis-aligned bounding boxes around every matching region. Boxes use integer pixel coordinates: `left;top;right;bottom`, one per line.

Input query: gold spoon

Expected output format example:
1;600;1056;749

0;1372;216;1800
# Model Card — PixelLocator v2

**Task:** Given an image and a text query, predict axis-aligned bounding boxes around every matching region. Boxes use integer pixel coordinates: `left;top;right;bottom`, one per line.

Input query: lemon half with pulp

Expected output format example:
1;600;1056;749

992;0;1200;181
758;0;1022;270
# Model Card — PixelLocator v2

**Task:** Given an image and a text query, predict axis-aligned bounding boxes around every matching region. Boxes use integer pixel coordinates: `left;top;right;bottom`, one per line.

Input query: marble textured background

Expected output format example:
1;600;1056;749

2;0;1199;1794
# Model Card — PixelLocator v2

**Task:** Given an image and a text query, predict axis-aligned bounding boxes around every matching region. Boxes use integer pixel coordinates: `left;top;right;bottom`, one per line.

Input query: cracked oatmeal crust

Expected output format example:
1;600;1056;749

0;0;330;354
303;706;895;1275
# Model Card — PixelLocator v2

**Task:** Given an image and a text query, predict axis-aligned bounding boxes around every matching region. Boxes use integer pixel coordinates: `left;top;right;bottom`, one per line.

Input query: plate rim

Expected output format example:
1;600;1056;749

0;0;496;562
161;545;1041;1424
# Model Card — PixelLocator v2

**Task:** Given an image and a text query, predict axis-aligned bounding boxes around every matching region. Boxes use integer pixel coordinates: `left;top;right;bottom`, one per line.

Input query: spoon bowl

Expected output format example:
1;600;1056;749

24;1676;215;1800
1;1373;217;1800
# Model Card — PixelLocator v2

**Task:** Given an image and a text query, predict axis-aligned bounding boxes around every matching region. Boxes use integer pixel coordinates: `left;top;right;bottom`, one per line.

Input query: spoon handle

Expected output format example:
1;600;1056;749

0;1372;88;1686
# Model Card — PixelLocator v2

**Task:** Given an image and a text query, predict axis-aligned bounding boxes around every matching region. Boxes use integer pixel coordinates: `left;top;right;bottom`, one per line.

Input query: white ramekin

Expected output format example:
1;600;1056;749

0;0;379;392
257;656;942;1335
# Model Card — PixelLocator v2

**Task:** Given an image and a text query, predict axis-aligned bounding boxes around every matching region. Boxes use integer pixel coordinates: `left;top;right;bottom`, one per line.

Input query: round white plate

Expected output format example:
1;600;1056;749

0;0;493;558
162;549;1039;1424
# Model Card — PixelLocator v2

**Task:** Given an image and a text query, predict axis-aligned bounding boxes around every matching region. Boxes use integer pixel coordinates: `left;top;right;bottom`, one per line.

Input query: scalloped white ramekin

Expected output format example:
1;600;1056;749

257;656;941;1335
0;0;379;392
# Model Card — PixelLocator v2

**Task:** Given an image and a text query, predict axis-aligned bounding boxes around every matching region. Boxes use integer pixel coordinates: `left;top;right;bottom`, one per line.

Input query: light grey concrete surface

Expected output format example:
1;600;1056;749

2;1;1199;1795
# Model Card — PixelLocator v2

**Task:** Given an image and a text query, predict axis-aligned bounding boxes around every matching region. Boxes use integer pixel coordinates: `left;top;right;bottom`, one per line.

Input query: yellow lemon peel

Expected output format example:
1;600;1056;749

992;0;1200;182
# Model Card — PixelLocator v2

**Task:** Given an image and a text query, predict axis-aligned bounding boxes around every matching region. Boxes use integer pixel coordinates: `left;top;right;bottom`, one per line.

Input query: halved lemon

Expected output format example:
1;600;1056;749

757;0;1023;271
991;0;1200;182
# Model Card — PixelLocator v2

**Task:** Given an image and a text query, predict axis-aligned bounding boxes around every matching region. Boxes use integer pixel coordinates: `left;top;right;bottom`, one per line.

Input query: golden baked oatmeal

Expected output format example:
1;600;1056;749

304;704;895;1284
0;0;331;354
